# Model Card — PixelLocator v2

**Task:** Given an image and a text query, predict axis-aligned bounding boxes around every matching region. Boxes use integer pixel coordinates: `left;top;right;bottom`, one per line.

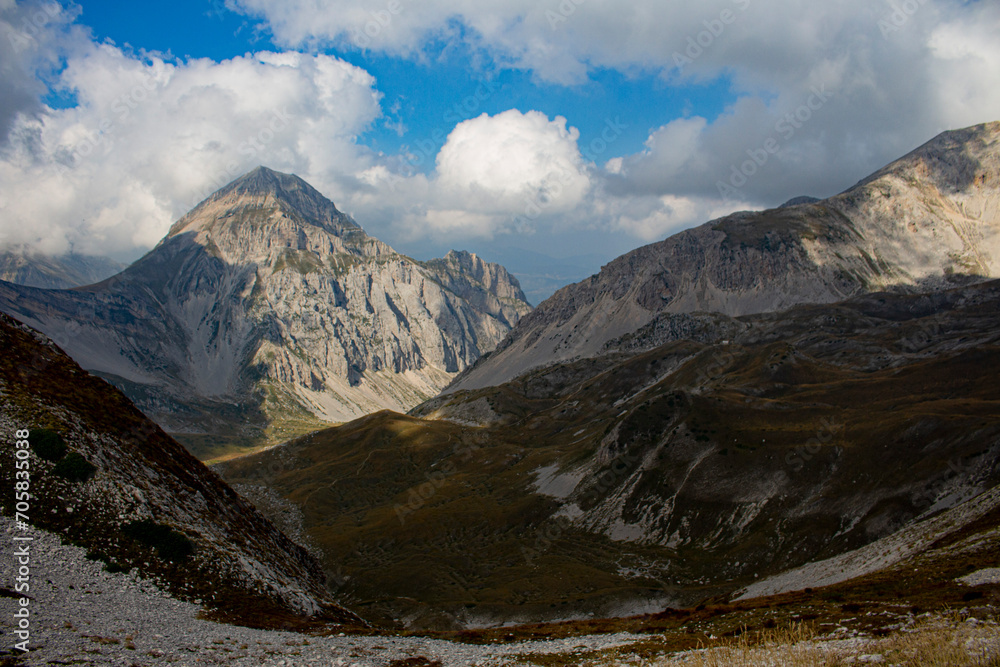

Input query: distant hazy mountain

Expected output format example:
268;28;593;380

0;167;531;455
0;312;362;626
451;121;1000;392
479;247;613;306
0;250;125;289
779;195;821;208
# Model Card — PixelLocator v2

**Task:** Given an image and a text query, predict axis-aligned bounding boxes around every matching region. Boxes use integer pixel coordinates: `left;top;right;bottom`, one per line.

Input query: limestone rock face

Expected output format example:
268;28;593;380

451;121;1000;391
0;167;531;446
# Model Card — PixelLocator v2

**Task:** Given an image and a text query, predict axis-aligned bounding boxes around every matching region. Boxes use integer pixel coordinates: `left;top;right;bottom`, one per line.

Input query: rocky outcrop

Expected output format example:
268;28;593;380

0;167;531;450
450;121;1000;391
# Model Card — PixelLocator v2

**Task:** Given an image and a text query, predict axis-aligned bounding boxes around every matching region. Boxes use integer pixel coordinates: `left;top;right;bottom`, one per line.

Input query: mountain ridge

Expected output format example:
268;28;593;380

448;121;1000;392
0;250;126;289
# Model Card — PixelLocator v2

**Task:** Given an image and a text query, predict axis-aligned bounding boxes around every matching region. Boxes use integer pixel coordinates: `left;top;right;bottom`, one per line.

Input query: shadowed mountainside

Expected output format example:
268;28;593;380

0;312;363;628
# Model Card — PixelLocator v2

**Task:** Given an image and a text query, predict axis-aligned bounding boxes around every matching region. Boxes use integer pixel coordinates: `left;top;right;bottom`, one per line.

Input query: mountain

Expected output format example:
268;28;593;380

0;250;125;289
217;279;1000;629
0;167;531;457
0;312;362;627
478;247;616;305
450;121;1000;392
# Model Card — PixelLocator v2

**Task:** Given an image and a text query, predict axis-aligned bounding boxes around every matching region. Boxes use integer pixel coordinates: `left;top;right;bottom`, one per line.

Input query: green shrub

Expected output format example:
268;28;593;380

52;452;97;482
104;562;132;574
30;428;67;462
122;520;195;561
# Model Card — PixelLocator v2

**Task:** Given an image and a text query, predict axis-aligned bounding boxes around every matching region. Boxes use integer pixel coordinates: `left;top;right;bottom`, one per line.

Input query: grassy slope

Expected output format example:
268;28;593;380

217;281;1000;630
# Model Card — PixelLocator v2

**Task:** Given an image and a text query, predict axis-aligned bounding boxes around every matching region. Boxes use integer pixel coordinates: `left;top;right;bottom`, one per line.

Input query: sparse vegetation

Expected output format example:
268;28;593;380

122;519;195;562
29;428;67;461
646;614;1000;666
52;451;97;482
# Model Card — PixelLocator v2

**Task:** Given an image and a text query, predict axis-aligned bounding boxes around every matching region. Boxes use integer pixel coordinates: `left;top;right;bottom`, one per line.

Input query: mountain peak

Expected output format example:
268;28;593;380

848;120;999;194
219;165;308;197
167;166;360;239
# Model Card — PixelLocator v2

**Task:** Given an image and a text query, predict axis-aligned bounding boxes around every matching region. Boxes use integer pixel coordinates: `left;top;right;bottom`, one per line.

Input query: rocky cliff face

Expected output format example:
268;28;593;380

0;167;531;454
451;121;1000;391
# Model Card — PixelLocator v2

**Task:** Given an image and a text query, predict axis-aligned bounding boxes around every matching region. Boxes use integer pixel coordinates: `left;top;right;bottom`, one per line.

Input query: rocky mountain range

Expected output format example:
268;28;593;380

450;121;1000;392
0;167;531;457
212;122;1000;630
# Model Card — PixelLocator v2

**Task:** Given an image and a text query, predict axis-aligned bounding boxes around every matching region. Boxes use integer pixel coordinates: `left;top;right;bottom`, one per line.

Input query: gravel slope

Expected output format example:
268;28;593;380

0;516;648;666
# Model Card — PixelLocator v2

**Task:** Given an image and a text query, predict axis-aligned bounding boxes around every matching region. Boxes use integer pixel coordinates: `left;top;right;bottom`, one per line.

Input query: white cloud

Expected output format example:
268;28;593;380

0;40;382;256
227;0;1000;207
333;109;594;240
433;109;590;225
2;0;998;267
927;7;1000;130
605;193;748;242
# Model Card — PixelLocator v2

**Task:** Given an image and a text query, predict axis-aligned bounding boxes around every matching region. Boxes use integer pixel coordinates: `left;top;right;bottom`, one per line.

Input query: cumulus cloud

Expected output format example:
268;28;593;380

325;109;595;241
227;0;1000;206
0;40;382;256
431;110;590;230
2;0;998;265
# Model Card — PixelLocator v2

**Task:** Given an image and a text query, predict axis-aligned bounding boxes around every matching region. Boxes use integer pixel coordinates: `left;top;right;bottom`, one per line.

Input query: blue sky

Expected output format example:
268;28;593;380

1;0;998;302
73;0;737;171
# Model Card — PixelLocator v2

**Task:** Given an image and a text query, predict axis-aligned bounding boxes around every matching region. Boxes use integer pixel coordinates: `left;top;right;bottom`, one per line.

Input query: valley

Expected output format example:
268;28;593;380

2;122;1000;665
216;278;1000;630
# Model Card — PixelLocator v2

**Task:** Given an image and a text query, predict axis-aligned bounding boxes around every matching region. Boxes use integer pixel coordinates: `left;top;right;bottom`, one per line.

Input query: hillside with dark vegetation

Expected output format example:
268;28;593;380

0;312;363;630
218;279;1000;629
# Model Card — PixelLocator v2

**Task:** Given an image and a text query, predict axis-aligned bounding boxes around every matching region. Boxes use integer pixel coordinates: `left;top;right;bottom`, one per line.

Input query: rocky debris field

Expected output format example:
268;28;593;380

3;510;1000;666
0;516;649;666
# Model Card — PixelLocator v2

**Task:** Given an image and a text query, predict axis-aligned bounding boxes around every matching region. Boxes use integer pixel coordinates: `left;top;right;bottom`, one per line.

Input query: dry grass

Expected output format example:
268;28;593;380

659;622;836;666
654;614;1000;667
